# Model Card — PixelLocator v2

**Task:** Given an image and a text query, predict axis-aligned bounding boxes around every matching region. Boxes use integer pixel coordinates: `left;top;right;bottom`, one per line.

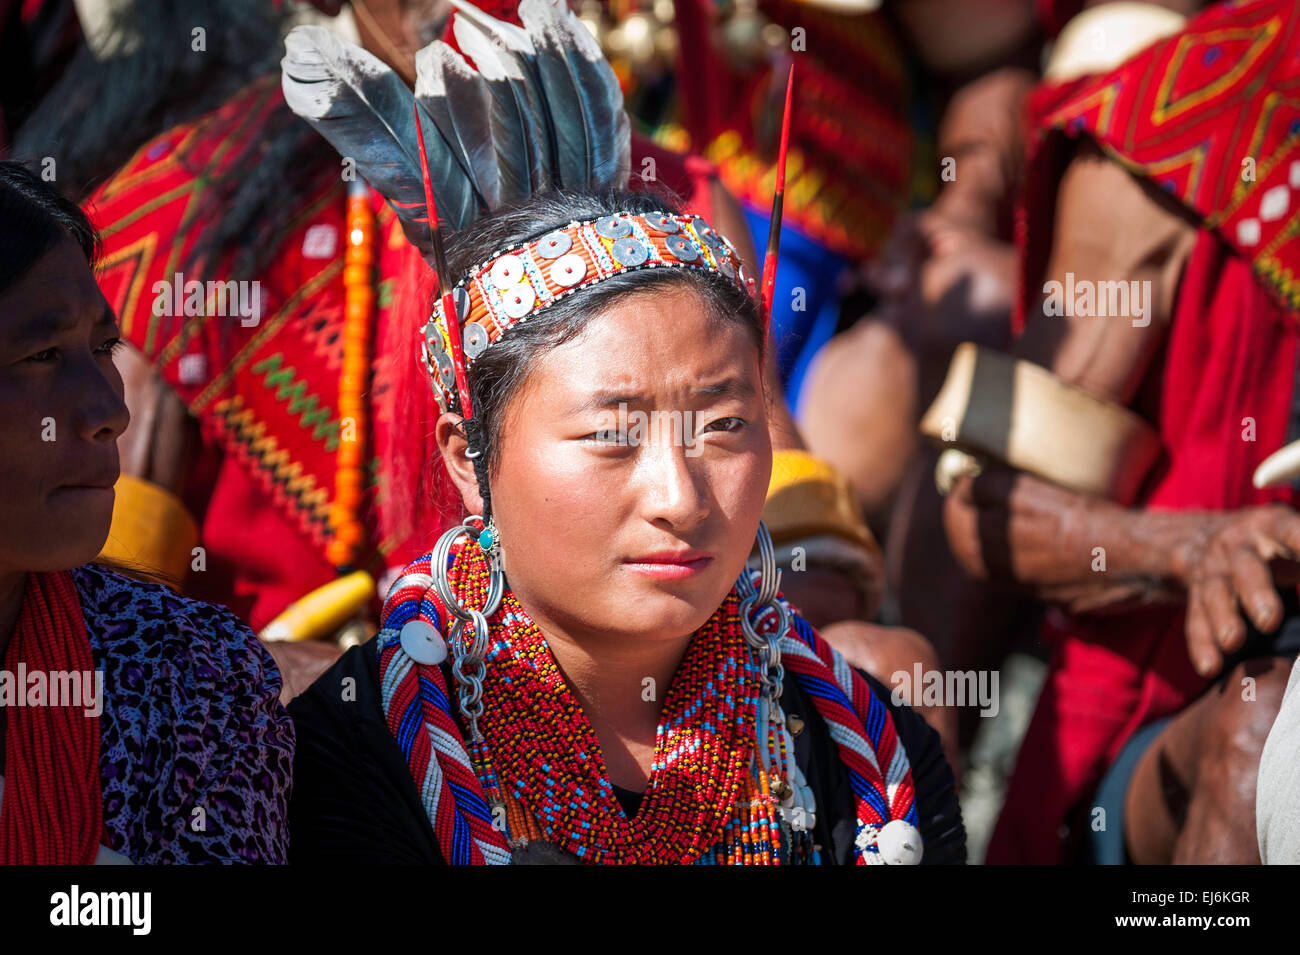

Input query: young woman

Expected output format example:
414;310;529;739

287;189;966;864
0;160;294;864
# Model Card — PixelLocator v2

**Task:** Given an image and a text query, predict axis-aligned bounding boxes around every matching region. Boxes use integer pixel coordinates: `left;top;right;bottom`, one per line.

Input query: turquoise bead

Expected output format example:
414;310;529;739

479;528;495;550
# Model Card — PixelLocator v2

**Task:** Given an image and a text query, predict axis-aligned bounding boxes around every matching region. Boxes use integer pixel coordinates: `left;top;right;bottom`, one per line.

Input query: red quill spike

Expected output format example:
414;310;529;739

759;64;794;332
413;100;474;419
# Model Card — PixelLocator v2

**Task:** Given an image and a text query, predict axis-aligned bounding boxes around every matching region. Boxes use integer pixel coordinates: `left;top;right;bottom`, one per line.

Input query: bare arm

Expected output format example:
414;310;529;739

944;138;1194;598
1012;139;1194;399
944;141;1300;676
946;466;1300;676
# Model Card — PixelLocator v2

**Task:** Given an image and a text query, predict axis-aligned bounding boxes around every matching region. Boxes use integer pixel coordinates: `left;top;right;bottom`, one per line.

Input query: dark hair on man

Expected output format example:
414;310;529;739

0;158;99;293
12;0;331;279
442;188;765;517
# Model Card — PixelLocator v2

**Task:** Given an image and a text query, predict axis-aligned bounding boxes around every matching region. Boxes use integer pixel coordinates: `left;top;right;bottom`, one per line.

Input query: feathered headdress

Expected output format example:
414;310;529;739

282;0;791;423
282;0;632;256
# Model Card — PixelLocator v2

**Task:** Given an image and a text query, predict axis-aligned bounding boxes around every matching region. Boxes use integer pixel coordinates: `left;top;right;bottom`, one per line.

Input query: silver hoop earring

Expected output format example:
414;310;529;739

430;514;504;741
738;520;790;703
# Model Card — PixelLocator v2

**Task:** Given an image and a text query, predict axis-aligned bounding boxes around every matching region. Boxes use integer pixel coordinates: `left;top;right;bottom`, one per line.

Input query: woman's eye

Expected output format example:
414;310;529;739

703;416;746;434
23;338;122;363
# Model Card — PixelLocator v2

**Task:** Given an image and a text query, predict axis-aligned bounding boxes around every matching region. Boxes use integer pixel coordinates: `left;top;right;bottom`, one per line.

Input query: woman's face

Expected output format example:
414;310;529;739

0;237;129;575
480;284;771;645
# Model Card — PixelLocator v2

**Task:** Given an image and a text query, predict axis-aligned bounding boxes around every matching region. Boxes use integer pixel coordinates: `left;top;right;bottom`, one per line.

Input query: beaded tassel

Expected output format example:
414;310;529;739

468;736;512;843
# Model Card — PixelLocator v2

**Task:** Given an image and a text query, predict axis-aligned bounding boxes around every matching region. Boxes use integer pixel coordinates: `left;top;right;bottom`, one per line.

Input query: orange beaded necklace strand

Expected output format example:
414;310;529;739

328;178;375;570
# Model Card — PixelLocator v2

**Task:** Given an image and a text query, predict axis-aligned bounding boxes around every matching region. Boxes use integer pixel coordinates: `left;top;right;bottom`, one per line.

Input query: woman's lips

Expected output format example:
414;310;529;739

50;485;115;501
57;465;119;492
623;552;714;580
51;471;118;500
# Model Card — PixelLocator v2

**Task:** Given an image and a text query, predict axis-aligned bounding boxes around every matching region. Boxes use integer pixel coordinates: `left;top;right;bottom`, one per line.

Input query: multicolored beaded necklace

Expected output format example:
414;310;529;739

450;543;785;864
377;538;921;865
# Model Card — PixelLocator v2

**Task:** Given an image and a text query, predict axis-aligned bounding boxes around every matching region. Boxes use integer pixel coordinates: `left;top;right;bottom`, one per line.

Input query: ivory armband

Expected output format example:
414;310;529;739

920;342;1162;504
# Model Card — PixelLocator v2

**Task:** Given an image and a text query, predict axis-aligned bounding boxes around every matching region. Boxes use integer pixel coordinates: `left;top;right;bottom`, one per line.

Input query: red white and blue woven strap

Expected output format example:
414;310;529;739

737;569;920;864
376;553;511;865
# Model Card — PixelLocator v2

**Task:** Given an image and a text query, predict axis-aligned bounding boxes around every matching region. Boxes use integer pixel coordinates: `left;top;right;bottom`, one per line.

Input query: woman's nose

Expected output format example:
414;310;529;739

73;359;130;443
640;438;710;531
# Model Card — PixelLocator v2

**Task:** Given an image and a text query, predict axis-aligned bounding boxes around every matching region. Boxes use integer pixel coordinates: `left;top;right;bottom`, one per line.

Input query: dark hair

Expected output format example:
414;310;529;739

0;159;99;292
442;189;765;518
12;0;331;279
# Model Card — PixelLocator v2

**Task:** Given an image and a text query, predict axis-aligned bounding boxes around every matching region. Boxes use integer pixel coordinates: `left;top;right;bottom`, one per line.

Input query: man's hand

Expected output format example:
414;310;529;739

945;465;1300;677
1171;505;1300;678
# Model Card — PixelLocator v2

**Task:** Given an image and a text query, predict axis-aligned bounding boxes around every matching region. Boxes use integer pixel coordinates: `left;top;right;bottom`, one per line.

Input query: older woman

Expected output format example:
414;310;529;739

0;160;293;864
287;188;965;864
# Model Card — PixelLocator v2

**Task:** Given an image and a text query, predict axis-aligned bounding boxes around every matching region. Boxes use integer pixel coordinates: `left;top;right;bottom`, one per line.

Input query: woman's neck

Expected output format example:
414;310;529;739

0;571;26;664
534;613;694;794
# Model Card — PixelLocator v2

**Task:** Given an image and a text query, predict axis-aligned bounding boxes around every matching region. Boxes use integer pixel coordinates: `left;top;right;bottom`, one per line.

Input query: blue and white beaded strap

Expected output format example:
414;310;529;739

577;222;618;273
624;215;665;264
518;245;556;305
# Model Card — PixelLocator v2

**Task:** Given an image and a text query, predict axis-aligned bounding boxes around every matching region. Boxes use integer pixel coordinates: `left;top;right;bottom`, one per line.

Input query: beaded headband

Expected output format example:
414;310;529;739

419;210;753;414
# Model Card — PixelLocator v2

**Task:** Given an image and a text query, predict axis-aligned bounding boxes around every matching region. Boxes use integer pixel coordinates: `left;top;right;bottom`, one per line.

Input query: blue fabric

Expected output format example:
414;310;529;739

1088;717;1172;865
740;204;852;414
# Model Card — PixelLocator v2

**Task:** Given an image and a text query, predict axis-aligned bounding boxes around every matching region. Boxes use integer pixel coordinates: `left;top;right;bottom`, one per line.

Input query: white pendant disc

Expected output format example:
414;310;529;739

877;819;923;865
399;619;447;666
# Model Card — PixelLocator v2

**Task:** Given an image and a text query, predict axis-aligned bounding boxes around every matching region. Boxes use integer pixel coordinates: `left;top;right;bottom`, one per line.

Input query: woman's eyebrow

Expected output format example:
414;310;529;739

696;376;756;401
5;304;118;346
565;389;645;416
4;309;79;346
565;377;756;416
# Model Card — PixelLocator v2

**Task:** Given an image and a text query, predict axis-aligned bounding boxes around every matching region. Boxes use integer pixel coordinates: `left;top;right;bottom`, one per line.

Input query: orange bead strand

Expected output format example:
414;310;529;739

327;180;375;570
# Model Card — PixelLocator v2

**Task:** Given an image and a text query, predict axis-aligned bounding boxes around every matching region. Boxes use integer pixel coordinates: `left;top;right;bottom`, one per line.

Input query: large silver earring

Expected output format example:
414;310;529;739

430;514;504;741
739;520;790;704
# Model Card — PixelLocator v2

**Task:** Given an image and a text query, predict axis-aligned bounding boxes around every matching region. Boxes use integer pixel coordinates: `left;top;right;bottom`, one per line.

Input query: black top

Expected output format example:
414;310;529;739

288;641;967;864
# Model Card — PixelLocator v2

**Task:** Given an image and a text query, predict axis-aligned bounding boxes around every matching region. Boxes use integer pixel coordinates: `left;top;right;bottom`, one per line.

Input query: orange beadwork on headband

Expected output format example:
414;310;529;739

420;210;753;413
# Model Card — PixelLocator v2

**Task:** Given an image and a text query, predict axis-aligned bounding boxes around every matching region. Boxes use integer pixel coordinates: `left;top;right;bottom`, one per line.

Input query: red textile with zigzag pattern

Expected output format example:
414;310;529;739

992;0;1300;863
1017;0;1300;331
88;77;460;629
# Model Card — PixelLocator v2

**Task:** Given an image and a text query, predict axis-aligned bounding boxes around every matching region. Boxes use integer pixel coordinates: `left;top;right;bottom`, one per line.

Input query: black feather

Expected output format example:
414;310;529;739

280;25;479;254
517;0;629;191
414;43;500;210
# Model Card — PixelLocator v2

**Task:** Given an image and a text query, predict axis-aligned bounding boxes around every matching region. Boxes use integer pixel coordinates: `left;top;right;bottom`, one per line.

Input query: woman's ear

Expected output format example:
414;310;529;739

435;412;485;514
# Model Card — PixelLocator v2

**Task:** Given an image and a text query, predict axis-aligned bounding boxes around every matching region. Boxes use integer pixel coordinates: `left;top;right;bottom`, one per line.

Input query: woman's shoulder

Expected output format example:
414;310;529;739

289;640;381;724
72;561;292;793
73;562;281;691
287;641;445;864
71;563;296;863
287;640;395;770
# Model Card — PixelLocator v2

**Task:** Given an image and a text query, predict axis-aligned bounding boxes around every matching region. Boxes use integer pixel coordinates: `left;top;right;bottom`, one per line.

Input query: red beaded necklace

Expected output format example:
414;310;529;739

446;541;775;864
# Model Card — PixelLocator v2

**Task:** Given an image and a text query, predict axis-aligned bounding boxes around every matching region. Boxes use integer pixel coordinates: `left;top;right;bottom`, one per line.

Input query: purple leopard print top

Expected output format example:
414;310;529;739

74;563;294;863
